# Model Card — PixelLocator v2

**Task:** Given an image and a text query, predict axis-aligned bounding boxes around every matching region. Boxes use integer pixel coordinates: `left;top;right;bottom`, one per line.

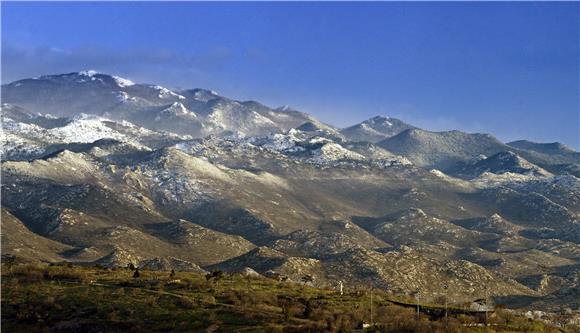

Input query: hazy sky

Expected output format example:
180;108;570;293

2;2;578;148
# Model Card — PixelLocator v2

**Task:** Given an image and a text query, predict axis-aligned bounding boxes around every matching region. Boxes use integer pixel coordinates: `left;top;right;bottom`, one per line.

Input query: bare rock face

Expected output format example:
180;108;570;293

238;267;262;277
2;72;579;311
93;247;143;268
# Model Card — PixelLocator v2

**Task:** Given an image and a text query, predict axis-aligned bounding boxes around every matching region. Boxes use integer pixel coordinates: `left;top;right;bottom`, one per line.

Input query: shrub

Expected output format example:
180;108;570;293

176;296;197;309
10;265;44;282
202;295;216;305
43;266;88;282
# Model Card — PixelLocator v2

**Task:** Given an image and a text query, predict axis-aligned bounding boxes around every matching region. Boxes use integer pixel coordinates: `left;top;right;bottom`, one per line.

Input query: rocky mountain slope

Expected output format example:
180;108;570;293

1;71;579;310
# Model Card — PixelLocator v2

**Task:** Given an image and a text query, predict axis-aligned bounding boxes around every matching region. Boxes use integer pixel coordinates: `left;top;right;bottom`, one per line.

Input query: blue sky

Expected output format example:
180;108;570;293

2;2;578;148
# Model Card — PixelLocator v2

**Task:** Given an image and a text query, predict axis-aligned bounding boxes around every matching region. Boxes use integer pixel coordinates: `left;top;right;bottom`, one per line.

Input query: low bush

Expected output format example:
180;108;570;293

43;266;89;282
9;264;44;282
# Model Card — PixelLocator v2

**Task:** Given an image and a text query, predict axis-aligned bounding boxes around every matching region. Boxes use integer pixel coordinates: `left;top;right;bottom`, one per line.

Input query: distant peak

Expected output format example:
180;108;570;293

508;140;576;153
36;71;137;88
364;116;393;127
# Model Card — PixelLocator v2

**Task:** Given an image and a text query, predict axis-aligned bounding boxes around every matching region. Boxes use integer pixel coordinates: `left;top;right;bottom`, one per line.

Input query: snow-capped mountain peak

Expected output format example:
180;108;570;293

367;115;393;126
340;115;414;143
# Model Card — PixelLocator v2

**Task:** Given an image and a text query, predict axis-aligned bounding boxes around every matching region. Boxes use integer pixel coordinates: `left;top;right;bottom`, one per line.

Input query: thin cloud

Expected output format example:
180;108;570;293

1;43;231;86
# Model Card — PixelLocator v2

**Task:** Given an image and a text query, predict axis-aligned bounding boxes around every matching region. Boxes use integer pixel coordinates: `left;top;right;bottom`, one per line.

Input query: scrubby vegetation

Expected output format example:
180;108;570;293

1;263;577;333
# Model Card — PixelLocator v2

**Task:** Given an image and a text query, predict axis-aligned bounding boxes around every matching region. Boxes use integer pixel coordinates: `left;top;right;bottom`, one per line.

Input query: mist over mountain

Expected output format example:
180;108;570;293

2;71;579;312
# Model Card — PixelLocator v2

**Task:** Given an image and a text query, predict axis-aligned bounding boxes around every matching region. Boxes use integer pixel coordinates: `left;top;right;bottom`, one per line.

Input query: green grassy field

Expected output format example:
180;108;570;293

0;263;573;333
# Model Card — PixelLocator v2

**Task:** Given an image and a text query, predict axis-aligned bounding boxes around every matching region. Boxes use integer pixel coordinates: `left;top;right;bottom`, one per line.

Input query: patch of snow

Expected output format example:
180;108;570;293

269;110;290;118
430;169;448;178
309;143;365;164
160;102;192;117
150;85;186;100
78;70;98;77
205;103;277;135
48;114;130;144
114;91;131;102
1;114;188;161
309;136;332;145
113;75;135;87
261;133;300;151
472;172;543;188
359;123;387;136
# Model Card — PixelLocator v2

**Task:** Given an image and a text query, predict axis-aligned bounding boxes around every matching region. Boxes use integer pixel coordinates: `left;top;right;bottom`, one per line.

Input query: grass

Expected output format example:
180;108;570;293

1;263;575;333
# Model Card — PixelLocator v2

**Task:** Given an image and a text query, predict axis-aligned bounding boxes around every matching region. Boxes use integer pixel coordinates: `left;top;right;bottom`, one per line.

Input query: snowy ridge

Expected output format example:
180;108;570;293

1;112;188;159
173;127;412;169
309;142;365;164
150;85;186;100
113;75;135;87
49;114;133;144
3;71;336;138
1;119;46;157
471;172;541;188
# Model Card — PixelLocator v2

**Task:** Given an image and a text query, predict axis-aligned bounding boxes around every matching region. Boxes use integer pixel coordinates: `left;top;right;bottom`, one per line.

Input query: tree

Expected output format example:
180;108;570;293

245;274;252;291
133;268;140;278
303;299;314;319
206;270;224;291
277;296;294;322
170;269;176;278
2;254;16;274
127;263;136;271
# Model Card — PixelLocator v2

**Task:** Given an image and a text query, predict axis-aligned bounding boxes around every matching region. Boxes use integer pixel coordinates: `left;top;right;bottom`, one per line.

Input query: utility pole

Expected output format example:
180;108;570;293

443;284;449;330
484;287;489;328
415;289;421;321
370;289;374;326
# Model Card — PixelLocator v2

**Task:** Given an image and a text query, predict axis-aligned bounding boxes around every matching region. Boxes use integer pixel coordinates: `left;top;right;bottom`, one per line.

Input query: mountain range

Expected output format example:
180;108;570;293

1;71;579;311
